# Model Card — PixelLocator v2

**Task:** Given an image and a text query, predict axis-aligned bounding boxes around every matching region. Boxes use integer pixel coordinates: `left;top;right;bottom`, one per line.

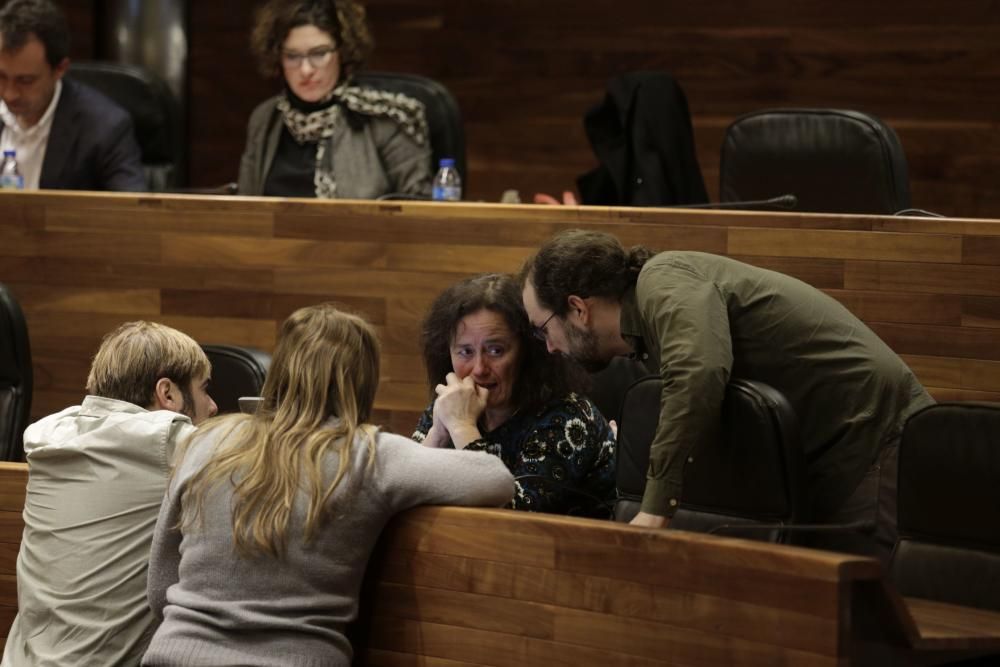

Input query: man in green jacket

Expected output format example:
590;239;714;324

522;229;933;558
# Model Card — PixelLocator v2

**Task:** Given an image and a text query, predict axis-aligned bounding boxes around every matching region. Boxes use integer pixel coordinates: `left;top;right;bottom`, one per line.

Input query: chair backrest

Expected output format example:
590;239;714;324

720;108;911;214
67;61;182;191
585;356;651;424
615;377;804;543
0;284;32;462
890;403;1000;612
201;345;271;415
354;71;466;185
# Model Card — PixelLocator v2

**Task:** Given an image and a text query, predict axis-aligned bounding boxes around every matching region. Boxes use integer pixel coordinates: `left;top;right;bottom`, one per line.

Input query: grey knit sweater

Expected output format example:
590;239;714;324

141;427;514;666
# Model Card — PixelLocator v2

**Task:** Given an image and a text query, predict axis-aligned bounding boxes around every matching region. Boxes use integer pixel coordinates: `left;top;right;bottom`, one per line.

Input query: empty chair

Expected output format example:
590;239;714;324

615;376;804;543
354;72;466;186
720;108;910;214
201;345;271;415
890;403;1000;612
0;284;32;461
67;61;183;191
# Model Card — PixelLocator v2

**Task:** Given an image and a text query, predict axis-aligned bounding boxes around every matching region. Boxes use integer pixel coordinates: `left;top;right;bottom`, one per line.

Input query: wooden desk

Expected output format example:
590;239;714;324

0;462;997;665
2;191;1000;434
357;507;1000;666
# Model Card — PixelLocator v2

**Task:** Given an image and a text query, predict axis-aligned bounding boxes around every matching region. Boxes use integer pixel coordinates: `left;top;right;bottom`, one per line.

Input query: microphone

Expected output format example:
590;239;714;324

670;194;798;211
893;207;945;218
169;182;239;196
706;519;876;537
376;193;432;201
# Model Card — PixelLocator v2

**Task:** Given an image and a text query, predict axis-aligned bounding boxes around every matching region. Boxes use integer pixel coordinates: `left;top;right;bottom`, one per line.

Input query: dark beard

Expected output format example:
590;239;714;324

565;322;611;373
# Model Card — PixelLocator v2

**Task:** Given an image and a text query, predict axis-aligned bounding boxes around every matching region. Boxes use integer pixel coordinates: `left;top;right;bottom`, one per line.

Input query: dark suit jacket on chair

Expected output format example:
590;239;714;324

0;78;145;192
576;71;709;207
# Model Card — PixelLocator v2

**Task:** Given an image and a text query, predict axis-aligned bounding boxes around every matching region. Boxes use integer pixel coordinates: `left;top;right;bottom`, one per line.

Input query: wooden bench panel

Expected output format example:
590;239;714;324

1;463;998;663
0;463;26;643
4;192;1000;429
357;507;1000;665
359;507;865;665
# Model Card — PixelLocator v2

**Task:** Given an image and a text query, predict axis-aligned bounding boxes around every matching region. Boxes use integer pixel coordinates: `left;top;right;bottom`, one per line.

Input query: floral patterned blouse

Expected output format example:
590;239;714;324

412;393;616;518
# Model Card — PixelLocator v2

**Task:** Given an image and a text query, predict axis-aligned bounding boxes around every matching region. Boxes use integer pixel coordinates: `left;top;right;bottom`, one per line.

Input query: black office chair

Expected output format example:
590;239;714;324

0;284;32;462
354;71;466;185
890;403;1000;612
585;357;651;425
614;377;804;544
67;61;183;191
720;108;911;214
201;345;271;415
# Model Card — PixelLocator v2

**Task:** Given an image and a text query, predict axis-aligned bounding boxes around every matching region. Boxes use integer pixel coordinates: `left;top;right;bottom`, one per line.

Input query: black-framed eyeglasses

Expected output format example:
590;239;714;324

281;46;337;69
531;312;558;342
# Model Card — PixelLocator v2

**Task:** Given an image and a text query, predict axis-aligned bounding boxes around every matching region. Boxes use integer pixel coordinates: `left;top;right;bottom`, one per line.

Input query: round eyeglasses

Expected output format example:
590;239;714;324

282;46;337;69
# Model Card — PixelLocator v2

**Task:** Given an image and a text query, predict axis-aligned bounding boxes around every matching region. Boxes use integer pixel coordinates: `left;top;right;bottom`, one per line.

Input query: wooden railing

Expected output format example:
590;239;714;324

1;463;998;664
2;191;1000;437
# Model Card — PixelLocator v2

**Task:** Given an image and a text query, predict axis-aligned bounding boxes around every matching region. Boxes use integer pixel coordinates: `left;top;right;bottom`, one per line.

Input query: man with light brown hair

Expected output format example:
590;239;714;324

2;321;217;666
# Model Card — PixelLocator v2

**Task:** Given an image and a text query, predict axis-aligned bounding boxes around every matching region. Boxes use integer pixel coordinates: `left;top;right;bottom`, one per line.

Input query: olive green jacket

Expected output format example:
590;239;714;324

622;251;933;518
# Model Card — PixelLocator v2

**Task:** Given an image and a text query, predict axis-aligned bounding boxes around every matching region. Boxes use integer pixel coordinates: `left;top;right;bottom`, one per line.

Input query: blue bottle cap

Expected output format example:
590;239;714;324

439;158;455;168
2;150;14;158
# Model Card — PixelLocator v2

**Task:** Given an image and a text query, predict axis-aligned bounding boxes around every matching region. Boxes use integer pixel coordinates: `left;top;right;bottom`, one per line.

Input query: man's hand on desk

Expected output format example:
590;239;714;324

533;191;579;206
630;512;669;529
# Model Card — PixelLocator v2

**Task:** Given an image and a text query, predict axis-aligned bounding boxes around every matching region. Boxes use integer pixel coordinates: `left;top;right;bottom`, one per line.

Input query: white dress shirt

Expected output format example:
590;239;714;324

0;395;195;667
0;80;63;190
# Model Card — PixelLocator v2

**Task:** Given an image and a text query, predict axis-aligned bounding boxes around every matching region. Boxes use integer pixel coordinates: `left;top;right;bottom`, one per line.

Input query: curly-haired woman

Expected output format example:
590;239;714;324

413;273;617;519
238;0;432;198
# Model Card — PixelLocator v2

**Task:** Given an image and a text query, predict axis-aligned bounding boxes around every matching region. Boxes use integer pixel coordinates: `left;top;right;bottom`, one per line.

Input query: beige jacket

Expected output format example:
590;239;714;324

1;396;194;667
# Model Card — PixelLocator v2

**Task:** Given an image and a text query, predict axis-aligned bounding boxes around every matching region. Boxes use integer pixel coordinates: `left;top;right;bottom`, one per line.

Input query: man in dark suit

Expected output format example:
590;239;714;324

0;0;144;191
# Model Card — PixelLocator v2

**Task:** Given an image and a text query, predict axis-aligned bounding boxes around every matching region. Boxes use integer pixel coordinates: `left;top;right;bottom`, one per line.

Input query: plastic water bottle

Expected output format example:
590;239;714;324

0;150;24;190
431;158;461;201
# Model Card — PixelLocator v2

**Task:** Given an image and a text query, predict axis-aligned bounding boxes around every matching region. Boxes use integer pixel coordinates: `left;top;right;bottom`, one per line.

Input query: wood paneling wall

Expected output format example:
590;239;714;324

54;2;1000;217
2;192;1000;436
371;1;1000;219
61;2;95;60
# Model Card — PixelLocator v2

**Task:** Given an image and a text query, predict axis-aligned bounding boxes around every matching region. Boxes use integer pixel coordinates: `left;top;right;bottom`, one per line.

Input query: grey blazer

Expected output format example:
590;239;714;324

237;93;432;199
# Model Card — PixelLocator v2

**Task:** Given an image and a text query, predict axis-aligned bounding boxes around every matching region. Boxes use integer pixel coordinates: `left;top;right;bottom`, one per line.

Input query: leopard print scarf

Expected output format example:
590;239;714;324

277;82;429;199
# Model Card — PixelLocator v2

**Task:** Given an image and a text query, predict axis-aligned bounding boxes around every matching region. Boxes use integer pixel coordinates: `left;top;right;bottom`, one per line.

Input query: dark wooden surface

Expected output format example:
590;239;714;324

52;1;1000;218
3;191;1000;437
4;458;1000;664
0;463;26;644
61;2;95;60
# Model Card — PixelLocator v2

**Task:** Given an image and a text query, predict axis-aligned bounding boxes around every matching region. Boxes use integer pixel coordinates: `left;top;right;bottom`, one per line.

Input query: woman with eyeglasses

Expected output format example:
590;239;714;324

412;273;617;518
238;0;432;198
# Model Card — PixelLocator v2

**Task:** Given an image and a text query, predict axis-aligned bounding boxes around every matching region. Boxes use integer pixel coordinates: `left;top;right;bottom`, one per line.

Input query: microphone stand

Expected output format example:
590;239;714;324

668;194;798;210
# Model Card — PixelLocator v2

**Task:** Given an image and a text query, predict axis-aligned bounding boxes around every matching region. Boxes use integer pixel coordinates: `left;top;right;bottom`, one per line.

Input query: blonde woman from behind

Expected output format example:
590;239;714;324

141;304;514;667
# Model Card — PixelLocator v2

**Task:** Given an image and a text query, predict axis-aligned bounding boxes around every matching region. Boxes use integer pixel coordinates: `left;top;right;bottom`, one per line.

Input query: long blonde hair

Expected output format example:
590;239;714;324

179;304;381;557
